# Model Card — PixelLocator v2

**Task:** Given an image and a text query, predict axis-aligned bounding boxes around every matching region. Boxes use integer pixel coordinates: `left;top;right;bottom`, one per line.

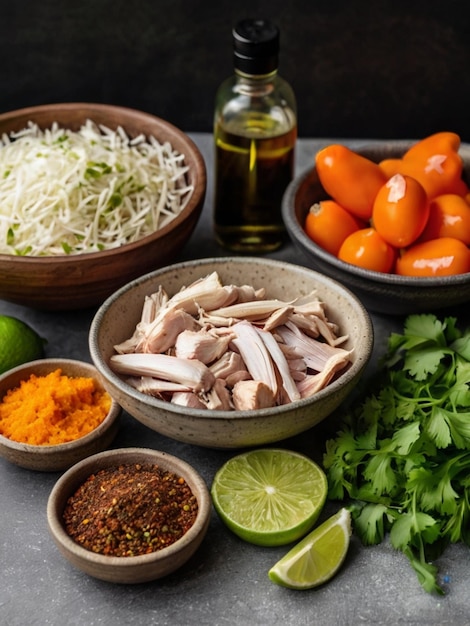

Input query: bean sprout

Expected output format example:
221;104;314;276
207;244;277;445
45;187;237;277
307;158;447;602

0;120;194;256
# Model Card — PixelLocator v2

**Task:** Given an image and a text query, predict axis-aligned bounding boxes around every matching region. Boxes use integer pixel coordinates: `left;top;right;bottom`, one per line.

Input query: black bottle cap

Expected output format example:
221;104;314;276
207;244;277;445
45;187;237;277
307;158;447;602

233;19;280;75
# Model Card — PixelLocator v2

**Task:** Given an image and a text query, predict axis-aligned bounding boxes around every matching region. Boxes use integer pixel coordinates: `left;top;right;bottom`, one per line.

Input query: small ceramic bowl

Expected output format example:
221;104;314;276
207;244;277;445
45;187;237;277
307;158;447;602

89;257;373;449
47;447;211;584
0;102;206;310
0;358;121;471
282;141;470;315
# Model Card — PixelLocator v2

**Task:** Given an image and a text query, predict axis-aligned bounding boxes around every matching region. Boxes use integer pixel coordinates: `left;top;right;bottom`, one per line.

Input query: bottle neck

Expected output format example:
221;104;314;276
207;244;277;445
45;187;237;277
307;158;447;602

233;69;279;98
235;68;278;83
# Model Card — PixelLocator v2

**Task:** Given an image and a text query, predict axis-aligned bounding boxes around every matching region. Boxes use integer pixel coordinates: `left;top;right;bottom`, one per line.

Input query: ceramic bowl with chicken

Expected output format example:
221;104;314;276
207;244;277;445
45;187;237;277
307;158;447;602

89;257;373;449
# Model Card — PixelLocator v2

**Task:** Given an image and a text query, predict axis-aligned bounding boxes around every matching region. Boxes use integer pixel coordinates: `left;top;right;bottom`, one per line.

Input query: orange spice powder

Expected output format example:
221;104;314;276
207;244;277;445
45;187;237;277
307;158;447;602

0;368;112;445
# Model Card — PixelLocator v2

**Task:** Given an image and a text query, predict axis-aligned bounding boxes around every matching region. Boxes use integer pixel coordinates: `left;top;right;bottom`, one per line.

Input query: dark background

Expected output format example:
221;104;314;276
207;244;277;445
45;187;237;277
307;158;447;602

2;0;470;140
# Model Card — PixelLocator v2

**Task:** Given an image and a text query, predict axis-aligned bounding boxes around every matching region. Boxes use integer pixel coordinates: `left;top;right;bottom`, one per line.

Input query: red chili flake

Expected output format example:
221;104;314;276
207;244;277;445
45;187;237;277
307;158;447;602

62;463;198;557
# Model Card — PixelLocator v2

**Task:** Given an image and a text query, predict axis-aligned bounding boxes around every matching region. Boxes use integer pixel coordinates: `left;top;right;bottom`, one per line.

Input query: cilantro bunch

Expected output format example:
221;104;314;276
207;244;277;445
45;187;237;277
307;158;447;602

323;314;470;595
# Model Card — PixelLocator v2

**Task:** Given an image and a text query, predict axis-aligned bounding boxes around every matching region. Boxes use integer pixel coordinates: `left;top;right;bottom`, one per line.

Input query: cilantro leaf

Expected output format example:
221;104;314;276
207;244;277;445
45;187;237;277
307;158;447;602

403;314;447;345
424;406;453;449
403;347;448;380
452;333;470;360
407;465;459;516
391;421;421;455
390;511;440;551
352;503;390;545
403;546;444;595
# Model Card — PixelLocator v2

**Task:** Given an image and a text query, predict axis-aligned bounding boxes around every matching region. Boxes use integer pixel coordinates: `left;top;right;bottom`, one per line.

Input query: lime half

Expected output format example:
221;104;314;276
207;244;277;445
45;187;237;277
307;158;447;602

211;448;328;547
0;315;46;375
268;507;352;589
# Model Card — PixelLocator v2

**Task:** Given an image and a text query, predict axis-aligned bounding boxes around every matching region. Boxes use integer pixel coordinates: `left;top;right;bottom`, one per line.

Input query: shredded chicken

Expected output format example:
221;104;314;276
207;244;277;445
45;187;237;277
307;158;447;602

171;391;207;409
209;351;247;380
175;328;234;364
110;353;215;393
232;380;276;411
109;272;352;410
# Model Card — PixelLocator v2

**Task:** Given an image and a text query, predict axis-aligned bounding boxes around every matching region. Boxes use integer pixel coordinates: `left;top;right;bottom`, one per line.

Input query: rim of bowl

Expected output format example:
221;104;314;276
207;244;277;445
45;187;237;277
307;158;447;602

89;256;374;421
0;358;121;453
46;447;211;566
0;102;206;265
282;162;470;288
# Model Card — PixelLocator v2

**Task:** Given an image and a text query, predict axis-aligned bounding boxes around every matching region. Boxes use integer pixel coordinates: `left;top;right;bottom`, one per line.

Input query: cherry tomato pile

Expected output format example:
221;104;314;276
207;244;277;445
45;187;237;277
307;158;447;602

304;132;470;276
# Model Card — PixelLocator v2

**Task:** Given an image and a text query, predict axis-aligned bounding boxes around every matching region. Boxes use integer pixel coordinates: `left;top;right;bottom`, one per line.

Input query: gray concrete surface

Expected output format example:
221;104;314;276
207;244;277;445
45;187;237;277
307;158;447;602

1;136;469;626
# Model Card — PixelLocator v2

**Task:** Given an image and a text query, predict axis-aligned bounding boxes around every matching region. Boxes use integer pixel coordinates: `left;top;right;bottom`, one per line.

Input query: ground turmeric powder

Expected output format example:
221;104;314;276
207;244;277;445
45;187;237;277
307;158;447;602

0;368;112;445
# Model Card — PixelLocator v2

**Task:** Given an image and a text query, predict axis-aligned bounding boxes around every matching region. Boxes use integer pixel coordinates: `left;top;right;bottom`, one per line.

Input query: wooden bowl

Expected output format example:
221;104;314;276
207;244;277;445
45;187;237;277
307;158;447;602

47;448;211;583
0;358;121;471
282;141;470;315
89;257;373;449
0;103;206;310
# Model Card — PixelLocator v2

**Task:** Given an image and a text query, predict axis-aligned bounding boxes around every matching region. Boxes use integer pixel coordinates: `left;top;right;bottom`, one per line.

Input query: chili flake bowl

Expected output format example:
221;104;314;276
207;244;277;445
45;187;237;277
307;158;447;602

282;141;470;315
46;447;211;584
89;257;373;449
0;358;121;471
0;102;206;311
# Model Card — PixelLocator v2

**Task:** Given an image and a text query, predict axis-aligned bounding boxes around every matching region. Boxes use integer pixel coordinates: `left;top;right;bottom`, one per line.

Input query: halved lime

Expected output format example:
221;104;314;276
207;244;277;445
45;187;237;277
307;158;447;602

268;507;352;589
210;448;328;547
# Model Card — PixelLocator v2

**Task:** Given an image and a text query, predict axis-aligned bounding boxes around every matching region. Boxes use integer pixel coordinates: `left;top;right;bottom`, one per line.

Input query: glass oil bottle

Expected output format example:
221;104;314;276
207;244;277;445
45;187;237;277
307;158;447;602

213;18;297;252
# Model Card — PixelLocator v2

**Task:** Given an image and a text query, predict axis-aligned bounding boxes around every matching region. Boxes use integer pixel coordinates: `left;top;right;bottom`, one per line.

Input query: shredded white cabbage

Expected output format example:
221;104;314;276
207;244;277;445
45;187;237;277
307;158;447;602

0;120;195;256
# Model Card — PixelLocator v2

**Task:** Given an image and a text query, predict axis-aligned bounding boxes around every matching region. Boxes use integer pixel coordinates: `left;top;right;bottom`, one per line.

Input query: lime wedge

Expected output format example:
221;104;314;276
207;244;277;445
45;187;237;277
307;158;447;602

268;507;352;589
211;448;328;547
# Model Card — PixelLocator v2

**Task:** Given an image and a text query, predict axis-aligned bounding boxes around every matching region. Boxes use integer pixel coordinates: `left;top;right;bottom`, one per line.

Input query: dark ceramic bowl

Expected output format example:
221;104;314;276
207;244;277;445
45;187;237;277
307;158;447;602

47;447;211;583
282;141;470;315
0;103;206;310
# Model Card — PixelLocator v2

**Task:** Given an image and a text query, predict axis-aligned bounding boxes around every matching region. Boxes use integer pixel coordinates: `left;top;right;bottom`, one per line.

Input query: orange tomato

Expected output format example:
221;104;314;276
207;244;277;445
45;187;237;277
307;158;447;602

338;227;397;273
398;151;464;199
372;174;429;247
403;132;461;162
419;194;470;244
304;200;363;256
378;158;403;179
396;237;470;276
449;176;470;197
315;145;387;220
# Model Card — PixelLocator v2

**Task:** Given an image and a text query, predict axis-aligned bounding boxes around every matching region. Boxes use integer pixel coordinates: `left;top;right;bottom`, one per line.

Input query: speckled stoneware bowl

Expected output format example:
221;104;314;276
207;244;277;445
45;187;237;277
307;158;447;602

88;257;373;449
47;447;211;584
0;358;121;471
0;102;206;311
282;141;470;315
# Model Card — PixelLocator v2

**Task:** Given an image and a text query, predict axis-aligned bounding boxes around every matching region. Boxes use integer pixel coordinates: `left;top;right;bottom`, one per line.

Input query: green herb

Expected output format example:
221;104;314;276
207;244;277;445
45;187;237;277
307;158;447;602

7;226;15;245
108;192;123;208
84;161;112;180
323;314;470;595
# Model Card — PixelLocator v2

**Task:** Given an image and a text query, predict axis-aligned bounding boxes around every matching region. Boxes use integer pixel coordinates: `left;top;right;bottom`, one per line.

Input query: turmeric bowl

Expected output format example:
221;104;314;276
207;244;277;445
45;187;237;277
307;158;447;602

0;358;121;471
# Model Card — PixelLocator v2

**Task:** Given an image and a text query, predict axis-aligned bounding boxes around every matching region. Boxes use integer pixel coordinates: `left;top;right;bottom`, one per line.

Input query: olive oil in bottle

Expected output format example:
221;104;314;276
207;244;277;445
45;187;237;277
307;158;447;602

213;19;297;253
